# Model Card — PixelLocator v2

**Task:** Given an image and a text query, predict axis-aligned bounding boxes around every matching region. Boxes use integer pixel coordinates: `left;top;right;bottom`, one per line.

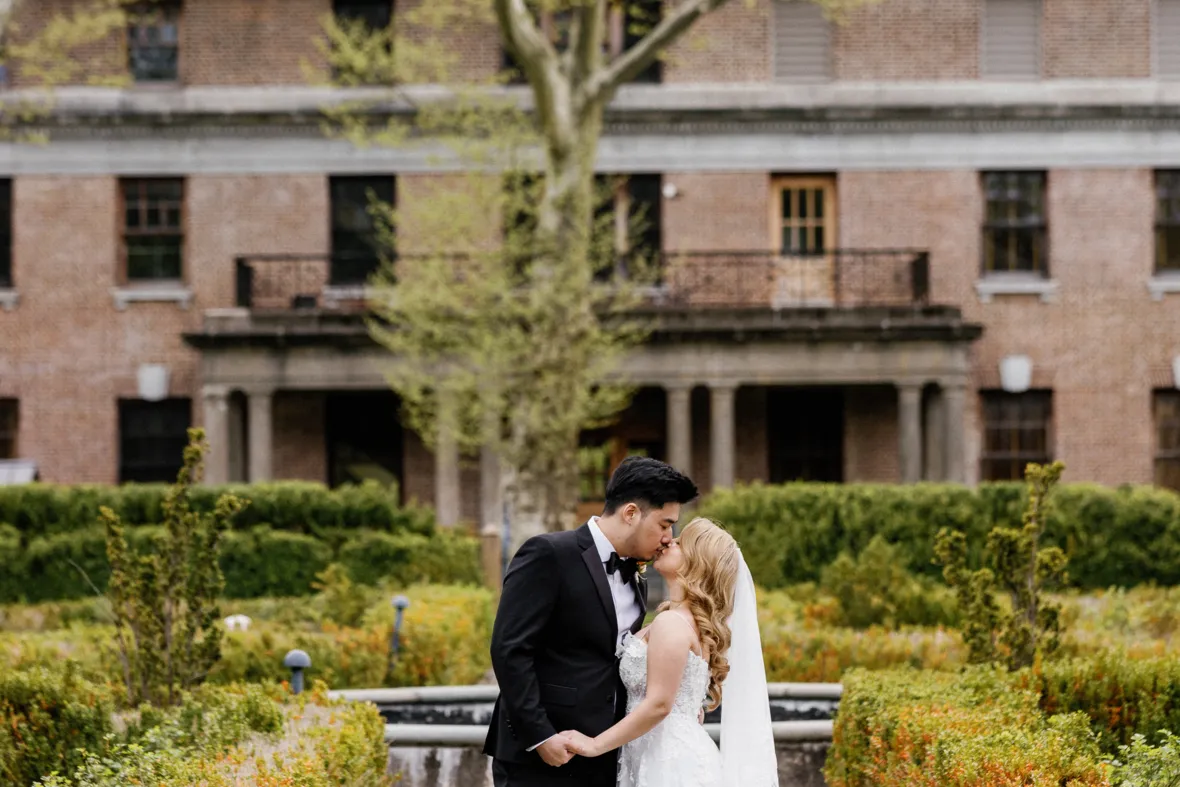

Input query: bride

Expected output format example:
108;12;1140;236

560;517;778;787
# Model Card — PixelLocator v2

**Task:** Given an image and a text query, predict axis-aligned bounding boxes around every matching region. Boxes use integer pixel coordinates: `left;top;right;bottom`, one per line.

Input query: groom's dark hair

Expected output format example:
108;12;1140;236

603;456;698;515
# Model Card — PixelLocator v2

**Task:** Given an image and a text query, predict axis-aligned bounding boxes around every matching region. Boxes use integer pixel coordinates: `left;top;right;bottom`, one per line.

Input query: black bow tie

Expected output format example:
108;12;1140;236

605;552;639;584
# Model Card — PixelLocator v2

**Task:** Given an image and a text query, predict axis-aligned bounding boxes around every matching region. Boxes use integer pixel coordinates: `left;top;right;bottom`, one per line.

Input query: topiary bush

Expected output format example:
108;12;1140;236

337;529;482;587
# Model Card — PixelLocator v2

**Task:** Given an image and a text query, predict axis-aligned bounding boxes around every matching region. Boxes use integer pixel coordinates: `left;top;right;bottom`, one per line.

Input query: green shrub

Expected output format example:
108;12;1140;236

0;664;113;786
1110;730;1180;786
338;530;481;587
0;525;23;603
16;527;164;603
220;527;333;599
820;535;958;628
0;479;433;541
703;480;1180;590
826;666;1110;787
1027;651;1180;753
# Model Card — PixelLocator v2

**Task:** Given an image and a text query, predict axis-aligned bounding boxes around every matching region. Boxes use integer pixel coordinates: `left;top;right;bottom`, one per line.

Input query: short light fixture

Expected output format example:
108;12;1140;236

999;355;1032;394
1172;355;1180;390
137;364;170;402
661;181;680;200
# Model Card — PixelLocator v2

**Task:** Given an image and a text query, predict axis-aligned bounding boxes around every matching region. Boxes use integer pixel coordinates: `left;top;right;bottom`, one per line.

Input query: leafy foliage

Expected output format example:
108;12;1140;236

935;462;1067;670
103;428;246;707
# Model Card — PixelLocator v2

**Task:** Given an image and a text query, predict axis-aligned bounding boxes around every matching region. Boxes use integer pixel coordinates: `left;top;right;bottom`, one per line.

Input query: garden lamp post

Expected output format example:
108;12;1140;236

283;649;311;695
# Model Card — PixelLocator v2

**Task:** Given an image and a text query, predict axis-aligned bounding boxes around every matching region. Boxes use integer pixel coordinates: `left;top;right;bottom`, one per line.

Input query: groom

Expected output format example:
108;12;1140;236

484;456;699;787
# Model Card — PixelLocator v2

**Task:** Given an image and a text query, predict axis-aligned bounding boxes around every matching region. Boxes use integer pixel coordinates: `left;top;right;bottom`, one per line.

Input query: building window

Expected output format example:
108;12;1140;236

1157;0;1180;78
1155;391;1180;491
0;399;16;459
594;173;662;277
611;0;662;83
333;0;393;30
982;171;1047;275
0;179;10;288
122;178;184;281
981;0;1040;79
330;175;395;285
118;398;191;483
332;0;394;85
772;176;836;254
1156;171;1180;272
128;1;180;83
772;1;832;82
980;390;1052;481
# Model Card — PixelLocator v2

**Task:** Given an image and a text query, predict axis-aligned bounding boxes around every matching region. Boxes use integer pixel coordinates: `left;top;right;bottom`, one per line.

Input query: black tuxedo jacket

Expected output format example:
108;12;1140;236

483;523;647;784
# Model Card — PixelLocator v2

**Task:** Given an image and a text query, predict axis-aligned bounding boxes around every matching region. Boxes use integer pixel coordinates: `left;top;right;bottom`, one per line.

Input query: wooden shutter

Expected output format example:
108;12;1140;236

1158;0;1180;77
982;0;1040;79
773;1;831;82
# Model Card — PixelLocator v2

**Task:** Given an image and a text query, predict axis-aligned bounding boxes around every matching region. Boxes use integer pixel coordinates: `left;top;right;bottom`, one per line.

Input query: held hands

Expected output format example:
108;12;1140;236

559;729;605;759
536;734;577;767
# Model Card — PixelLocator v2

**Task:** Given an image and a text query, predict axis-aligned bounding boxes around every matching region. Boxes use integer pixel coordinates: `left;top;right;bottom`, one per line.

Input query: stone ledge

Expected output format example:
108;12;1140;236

975;276;1059;304
1148;274;1180;301
111;284;194;310
0;288;18;312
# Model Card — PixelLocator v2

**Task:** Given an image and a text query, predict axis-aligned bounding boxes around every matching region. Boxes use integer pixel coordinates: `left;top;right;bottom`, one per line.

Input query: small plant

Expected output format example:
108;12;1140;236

935;461;1068;670
311;563;371;628
103;428;246;707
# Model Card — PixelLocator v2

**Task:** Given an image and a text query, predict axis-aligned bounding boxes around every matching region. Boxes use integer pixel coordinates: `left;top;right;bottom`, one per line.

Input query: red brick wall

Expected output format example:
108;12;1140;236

1043;0;1151;79
844;386;900;482
663;173;769;252
272;392;327;482
835;0;981;81
664;0;770;83
184;0;331;85
0;176;199;482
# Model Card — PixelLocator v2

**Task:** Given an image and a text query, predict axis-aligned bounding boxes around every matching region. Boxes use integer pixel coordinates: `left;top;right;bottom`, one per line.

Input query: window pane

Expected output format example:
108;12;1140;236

119;399;191;483
981;391;1052;481
798;190;808;219
813;189;824;219
781;190;792;219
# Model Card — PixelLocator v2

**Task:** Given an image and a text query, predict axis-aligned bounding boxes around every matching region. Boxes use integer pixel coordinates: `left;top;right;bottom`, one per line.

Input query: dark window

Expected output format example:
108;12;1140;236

594;173;662;279
0;180;11;288
119;399;191;483
122;178;184;281
618;0;663;83
128;2;180;83
980;390;1052;481
334;0;393;30
1155;391;1180;491
982;171;1047;275
0;399;16;459
768;387;844;483
330;175;394;285
1156;171;1180;272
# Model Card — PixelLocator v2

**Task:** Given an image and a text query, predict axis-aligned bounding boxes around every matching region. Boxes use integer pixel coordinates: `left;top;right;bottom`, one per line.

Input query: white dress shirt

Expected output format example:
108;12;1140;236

588;516;643;649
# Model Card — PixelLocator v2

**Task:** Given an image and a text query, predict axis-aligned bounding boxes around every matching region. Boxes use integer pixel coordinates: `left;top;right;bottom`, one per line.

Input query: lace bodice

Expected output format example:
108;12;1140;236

617;631;710;718
615;629;723;787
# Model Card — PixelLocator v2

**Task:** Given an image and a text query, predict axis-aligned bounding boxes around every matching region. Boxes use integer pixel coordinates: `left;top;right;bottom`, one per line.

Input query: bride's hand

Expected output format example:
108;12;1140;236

559;730;603;758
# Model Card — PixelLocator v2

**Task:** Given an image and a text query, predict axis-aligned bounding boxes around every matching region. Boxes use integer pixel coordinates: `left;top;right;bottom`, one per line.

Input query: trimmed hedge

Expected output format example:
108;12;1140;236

826;667;1109;787
3;526;480;603
0;479;433;542
703;481;1180;590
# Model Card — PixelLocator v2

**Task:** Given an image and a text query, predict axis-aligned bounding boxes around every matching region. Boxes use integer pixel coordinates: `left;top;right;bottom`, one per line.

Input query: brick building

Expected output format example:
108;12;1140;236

2;0;1180;527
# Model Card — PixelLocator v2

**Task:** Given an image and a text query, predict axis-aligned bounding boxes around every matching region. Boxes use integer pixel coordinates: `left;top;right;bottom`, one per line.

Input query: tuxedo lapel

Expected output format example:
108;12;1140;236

577;525;617;640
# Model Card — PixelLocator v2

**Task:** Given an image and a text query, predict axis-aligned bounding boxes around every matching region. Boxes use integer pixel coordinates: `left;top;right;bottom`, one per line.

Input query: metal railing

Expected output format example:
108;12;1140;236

234;250;930;311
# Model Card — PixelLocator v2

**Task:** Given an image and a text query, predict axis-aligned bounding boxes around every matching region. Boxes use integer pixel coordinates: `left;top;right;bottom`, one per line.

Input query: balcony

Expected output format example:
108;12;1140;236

233;249;931;312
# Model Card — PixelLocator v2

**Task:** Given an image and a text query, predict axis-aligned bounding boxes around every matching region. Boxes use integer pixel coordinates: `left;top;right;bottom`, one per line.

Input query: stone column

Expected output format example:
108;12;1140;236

898;382;923;484
201;385;231;486
924;387;946;481
247;388;274;483
435;397;461;528
666;383;693;476
480;442;502;534
943;381;968;484
709;383;737;490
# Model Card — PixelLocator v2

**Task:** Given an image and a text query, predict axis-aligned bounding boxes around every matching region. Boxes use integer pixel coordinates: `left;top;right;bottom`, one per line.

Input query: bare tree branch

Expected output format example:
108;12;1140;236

570;0;605;86
495;0;576;155
578;0;733;108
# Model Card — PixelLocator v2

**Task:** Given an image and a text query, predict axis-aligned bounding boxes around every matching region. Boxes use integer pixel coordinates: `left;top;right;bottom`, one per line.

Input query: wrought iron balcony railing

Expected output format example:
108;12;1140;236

234;249;930;311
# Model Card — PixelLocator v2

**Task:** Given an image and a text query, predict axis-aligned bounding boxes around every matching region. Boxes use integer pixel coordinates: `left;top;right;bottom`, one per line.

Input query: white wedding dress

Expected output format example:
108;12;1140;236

616;631;723;787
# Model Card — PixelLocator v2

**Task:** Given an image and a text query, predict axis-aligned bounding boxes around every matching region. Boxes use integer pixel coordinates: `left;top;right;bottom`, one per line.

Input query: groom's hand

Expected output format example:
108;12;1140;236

537;734;576;767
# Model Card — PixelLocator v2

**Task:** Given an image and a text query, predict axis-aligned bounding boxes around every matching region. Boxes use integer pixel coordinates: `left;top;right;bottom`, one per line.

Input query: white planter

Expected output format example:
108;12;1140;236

999;355;1032;393
137;364;170;402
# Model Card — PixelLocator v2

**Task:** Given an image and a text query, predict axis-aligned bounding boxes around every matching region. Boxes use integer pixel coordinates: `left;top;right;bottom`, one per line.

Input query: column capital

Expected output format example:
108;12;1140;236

706;381;739;394
664;381;695;394
242;384;276;397
201;384;232;401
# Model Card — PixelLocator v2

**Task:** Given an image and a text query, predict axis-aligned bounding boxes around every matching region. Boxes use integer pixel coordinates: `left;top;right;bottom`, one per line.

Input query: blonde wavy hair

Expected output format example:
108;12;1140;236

658;517;740;711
